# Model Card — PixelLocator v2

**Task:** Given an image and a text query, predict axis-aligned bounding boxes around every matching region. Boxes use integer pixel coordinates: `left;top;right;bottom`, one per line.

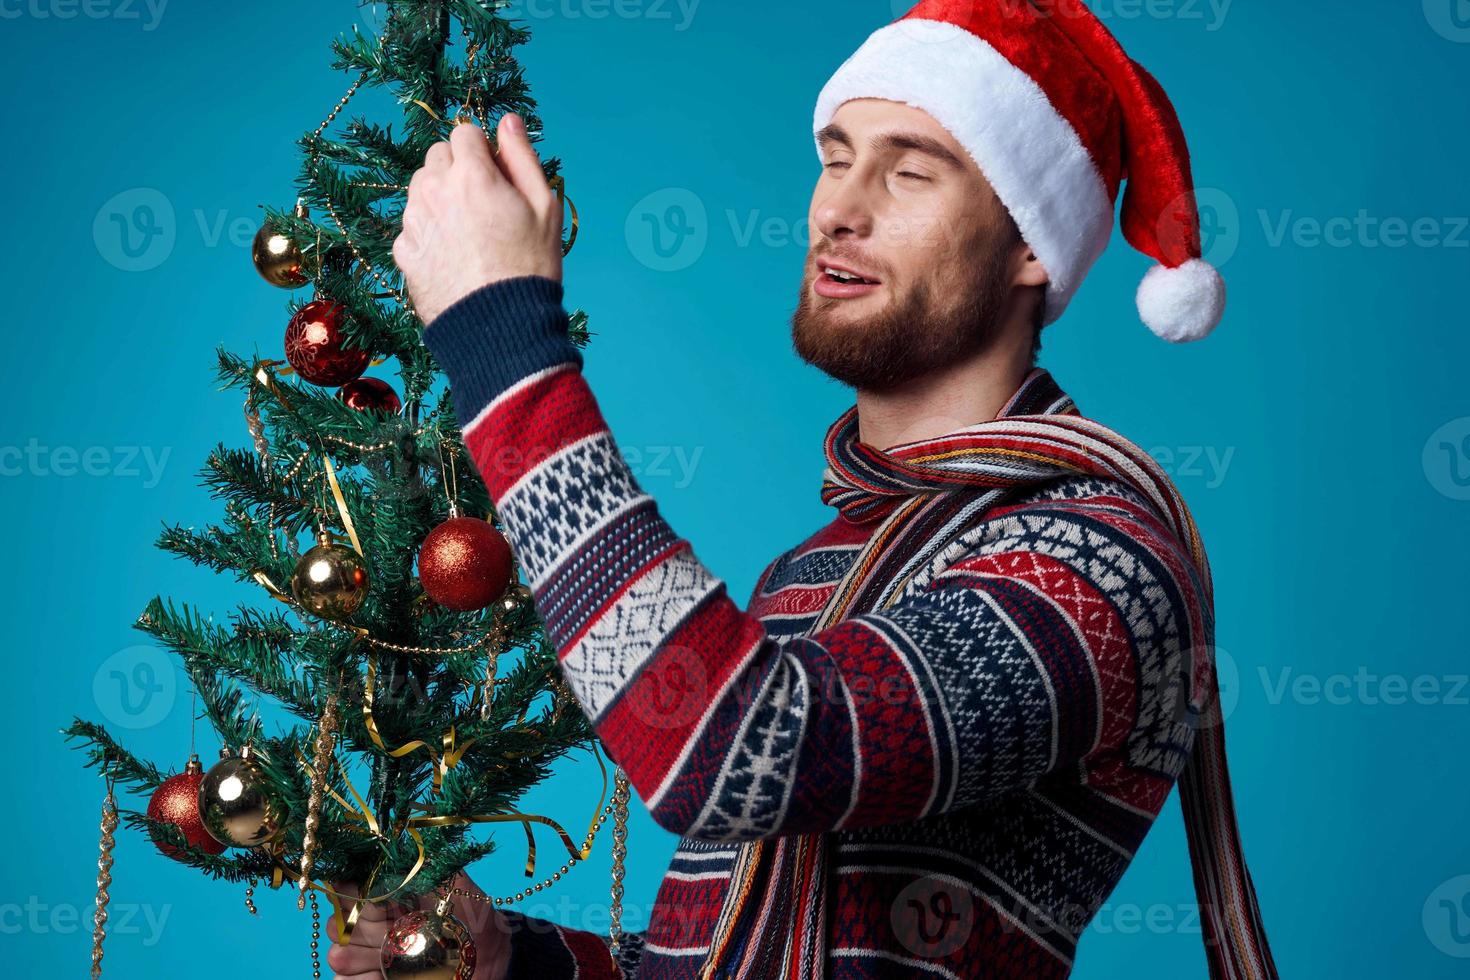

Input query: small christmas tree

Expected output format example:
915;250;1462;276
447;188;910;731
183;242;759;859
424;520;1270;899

65;3;621;975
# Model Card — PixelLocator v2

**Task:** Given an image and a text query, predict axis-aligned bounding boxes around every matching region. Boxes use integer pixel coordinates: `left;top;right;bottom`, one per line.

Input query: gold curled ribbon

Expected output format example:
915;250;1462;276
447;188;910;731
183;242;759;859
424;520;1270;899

249;358;366;556
363;659;477;794
405;741;610;876
286;744;610;945
252;359;295;413
411;99;445;122
288;747;425;944
321;455;364;556
251;569;291;603
550;175;579;256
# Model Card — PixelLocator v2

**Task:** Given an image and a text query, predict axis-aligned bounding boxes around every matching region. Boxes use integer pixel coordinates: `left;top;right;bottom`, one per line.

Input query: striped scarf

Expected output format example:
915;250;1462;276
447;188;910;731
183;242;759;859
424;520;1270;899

698;368;1276;980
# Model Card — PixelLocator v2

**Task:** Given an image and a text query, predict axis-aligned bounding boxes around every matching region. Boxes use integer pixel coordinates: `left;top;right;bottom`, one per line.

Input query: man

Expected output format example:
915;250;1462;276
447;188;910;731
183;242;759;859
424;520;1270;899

330;2;1274;977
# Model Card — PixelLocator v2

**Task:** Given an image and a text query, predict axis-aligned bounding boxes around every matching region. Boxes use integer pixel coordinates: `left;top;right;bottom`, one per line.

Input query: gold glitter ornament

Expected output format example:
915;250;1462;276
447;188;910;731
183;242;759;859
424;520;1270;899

379;907;478;980
198;745;288;848
291;530;370;621
251;203;311;288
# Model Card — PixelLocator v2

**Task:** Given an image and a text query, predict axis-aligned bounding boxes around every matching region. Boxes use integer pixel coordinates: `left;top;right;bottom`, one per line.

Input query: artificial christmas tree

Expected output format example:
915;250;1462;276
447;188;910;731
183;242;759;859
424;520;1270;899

65;2;627;973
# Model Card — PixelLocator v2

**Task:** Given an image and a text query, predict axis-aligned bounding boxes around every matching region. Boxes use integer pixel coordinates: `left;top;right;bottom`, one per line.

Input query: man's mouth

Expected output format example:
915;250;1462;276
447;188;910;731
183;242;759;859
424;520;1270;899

814;259;883;300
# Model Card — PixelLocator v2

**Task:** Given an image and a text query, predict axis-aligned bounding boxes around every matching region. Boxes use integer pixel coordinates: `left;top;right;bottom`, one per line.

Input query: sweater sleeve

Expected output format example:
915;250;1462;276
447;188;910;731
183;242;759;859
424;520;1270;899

498;911;644;978
423;277;1206;842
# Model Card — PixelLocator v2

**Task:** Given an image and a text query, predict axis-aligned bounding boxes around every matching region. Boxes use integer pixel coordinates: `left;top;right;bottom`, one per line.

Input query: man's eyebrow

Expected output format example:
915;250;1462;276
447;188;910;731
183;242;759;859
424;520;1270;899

815;123;852;150
816;123;967;172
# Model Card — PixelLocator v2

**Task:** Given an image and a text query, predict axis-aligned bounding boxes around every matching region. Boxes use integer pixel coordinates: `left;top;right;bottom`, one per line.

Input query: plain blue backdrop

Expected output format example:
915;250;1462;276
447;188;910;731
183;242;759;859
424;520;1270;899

2;1;1467;976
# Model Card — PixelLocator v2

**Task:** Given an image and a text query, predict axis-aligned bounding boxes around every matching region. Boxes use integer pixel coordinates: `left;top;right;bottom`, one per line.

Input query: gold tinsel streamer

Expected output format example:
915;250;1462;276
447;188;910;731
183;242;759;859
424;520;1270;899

362;659;477;794
299;686;342;910
286;745;612;945
248;358;365;555
550;175;580;256
90;778;118;979
320;455;363;556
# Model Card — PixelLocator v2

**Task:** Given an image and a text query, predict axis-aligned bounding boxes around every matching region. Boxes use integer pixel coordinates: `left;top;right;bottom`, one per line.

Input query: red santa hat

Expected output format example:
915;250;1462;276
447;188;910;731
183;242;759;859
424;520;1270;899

813;0;1224;343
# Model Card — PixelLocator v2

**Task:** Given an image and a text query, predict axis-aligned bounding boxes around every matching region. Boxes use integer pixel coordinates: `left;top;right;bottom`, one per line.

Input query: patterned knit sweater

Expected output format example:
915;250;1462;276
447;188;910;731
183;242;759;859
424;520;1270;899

422;277;1209;979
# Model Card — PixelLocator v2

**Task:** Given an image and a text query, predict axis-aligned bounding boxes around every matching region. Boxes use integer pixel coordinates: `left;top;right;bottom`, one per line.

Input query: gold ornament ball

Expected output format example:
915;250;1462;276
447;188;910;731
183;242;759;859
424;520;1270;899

197;748;287;848
291;533;370;621
380;910;478;980
251;223;309;289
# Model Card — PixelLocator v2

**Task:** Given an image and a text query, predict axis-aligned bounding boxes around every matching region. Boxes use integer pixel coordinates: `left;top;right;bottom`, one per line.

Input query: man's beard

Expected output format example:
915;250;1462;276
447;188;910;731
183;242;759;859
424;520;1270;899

790;240;1013;393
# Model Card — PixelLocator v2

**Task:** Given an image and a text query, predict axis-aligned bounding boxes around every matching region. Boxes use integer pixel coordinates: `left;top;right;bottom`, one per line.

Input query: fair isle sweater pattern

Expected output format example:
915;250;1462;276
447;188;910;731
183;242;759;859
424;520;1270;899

422;276;1212;979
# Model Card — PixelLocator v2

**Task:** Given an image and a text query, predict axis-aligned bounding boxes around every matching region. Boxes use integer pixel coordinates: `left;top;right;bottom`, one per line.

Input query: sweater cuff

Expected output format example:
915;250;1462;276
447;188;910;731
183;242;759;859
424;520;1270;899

498;910;619;976
422;275;583;428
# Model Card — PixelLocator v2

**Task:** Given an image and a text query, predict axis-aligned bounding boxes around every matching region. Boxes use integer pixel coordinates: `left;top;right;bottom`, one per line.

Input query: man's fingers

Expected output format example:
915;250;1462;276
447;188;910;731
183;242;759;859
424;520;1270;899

424;139;453;170
494;113;555;211
346;919;389;947
325;935;381;977
324;914;389;948
327;934;382;975
449;119;499;175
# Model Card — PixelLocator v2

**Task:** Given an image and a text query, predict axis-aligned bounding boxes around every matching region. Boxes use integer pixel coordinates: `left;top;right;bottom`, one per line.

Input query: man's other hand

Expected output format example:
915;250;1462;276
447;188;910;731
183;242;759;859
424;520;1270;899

324;874;512;980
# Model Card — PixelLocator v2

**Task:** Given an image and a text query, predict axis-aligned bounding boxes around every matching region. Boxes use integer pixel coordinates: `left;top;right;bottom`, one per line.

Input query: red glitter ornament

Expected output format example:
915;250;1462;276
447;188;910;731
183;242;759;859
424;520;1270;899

338;377;402;415
284;298;371;387
146;756;226;861
417;516;512;611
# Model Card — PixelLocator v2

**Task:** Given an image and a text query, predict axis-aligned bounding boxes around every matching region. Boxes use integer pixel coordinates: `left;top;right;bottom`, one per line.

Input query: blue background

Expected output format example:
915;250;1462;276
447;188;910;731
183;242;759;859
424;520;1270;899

2;1;1467;976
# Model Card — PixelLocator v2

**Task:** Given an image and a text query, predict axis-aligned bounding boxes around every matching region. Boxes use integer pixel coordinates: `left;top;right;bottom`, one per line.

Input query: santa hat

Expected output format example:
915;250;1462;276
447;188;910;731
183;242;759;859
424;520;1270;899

813;0;1224;343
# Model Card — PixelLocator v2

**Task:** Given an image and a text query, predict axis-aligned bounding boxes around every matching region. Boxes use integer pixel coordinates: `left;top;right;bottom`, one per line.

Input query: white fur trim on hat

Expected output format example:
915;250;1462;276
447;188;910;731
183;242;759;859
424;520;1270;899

1136;258;1225;342
813;19;1115;326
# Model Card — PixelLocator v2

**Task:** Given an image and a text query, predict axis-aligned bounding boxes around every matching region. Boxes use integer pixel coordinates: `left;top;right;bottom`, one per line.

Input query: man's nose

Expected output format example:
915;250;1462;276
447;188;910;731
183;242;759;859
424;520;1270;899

813;177;875;241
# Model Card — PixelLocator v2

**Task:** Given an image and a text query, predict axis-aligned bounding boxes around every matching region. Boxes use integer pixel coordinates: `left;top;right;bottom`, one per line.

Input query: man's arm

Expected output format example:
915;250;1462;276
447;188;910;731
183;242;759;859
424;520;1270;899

496;910;644;978
422;275;1207;841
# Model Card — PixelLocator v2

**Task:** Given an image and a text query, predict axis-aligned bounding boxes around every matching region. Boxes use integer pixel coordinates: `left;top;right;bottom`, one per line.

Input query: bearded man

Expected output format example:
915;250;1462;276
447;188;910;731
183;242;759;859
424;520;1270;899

329;2;1275;978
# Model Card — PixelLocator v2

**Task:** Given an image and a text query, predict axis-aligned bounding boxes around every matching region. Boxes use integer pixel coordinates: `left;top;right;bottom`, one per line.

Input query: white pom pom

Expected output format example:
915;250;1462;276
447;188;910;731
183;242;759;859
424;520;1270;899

1136;258;1226;343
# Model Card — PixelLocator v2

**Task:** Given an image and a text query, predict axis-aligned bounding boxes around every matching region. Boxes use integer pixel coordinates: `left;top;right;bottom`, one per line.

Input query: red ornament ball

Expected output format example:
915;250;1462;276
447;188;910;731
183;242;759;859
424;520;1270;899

146;759;226;862
417;517;513;611
284;299;371;387
338;377;402;415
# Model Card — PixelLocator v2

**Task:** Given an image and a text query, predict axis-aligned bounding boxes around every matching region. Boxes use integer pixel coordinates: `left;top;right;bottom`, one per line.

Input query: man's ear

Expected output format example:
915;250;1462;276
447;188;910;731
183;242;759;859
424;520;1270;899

1012;245;1049;288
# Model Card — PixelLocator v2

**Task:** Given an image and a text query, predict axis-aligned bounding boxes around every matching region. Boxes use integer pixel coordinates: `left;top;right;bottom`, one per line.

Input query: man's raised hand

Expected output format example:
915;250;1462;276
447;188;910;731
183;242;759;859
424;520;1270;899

394;112;563;326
